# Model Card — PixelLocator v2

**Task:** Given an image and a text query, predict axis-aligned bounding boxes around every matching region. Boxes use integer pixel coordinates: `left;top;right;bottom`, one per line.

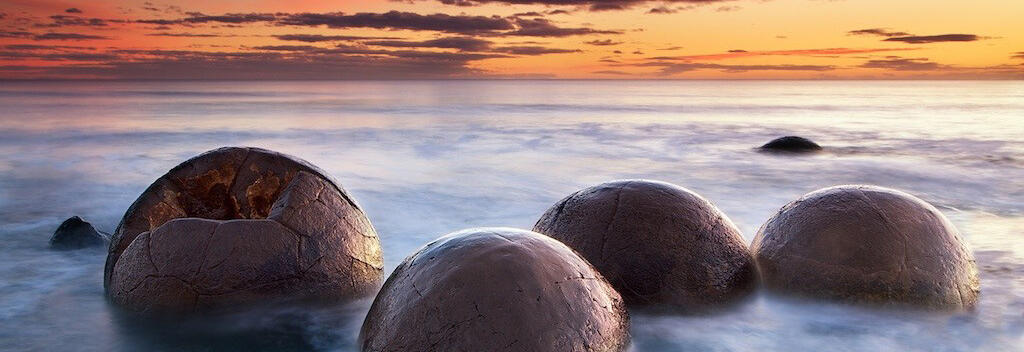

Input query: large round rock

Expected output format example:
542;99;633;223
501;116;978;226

751;185;980;308
359;228;629;352
105;147;383;314
533;180;757;309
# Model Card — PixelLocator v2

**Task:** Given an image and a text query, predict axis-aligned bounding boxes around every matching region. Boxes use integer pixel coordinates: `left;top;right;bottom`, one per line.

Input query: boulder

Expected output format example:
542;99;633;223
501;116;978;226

359;228;629;352
50;216;108;250
533;180;757;310
759;136;822;153
751;185;980;308
105;147;383;314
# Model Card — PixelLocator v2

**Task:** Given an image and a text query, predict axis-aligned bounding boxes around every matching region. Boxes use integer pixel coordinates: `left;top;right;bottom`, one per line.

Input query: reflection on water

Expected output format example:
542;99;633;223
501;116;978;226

0;80;1022;351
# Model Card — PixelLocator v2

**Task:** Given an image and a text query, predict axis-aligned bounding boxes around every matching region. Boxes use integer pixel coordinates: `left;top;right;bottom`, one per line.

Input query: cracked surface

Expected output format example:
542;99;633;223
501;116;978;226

533;180;758;310
751;185;980;308
105;147;382;314
359;228;629;352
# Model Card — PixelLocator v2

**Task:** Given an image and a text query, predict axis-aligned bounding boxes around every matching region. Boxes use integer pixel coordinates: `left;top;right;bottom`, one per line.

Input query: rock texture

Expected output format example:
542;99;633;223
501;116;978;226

533;180;757;310
50;216;108;250
359;228;629;352
105;147;383;314
759;136;822;153
751;185;980;308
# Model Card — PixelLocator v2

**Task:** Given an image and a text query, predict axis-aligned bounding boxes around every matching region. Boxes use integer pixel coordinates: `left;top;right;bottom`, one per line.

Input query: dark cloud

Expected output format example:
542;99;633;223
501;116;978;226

658;46;683;50
642;62;835;75
647;6;677;14
33;15;114;28
585;39;622;46
0;31;33;38
273;34;400;42
506;18;621;37
65;8;83;14
884;34;980;44
492;46;580;55
33;33;112;41
848;28;911;37
511;11;544;17
145;32;229;37
137;12;277;25
860;57;941;71
650;47;917;61
436;0;735;12
1013;52;1024;60
728;49;747;52
3;44;95;50
364;37;494;51
134;10;619;37
276;11;514;34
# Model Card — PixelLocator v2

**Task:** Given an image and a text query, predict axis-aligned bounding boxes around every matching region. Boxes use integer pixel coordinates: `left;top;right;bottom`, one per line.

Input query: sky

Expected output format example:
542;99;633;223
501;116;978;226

0;0;1021;79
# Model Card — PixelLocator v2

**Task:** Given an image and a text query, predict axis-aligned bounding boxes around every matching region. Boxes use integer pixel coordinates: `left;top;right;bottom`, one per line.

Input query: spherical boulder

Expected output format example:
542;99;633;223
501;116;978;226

359;228;629;352
50;216;109;250
759;136;822;153
751;185;980;308
105;147;383;314
533;180;758;310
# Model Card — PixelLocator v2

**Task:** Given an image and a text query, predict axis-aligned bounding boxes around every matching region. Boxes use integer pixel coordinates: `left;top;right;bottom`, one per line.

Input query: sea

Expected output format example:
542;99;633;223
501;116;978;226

0;80;1021;351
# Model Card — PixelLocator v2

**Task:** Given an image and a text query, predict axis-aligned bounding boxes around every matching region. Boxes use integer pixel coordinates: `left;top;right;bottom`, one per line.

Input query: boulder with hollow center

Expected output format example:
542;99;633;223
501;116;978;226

105;147;383;314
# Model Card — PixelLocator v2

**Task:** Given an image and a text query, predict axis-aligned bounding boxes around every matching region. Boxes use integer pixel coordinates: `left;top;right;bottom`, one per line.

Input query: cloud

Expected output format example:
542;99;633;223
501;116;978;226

364;37;494;51
137;12;277;25
436;0;736;12
1013;52;1024;60
592;70;631;75
0;51;119;61
0;31;33;38
859;57;941;71
642;62;835;75
276;11;513;34
34;15;114;27
33;33;112;41
3;44;95;50
650;47;917;61
585;39;622;46
505;18;622;37
647;6;678;14
883;34;980;44
492;46;580;55
145;32;230;37
65;8;83;14
848;28;911;37
273;34;400;42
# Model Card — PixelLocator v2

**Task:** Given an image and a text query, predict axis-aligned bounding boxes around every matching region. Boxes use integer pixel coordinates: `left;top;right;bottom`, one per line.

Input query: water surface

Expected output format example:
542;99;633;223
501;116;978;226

1;80;1022;351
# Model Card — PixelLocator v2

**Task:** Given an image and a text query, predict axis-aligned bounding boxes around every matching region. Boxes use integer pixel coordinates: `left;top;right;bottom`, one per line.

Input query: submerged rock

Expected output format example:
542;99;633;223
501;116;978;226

50;216;108;250
533;180;758;310
359;228;629;352
759;136;822;153
105;147;383;315
752;185;980;308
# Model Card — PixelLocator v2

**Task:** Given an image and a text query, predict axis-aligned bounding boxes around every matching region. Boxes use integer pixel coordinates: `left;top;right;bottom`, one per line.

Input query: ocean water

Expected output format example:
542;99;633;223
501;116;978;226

0;80;1021;351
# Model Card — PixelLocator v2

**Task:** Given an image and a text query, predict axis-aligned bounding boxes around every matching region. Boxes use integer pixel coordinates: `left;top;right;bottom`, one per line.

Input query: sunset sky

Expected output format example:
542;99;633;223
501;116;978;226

0;0;1021;79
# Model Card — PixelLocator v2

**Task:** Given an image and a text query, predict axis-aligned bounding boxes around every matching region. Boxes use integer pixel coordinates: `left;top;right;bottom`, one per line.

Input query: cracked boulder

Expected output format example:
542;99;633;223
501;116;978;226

751;185;980;308
105;147;383;314
359;228;629;352
533;180;757;310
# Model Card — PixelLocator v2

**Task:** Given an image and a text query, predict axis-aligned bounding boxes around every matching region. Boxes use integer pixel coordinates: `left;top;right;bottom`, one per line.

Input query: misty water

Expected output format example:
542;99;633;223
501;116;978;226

0;80;1022;351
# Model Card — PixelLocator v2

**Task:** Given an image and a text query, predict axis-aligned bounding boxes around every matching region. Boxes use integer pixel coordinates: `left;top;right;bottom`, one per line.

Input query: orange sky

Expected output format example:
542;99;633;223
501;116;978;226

0;0;1021;79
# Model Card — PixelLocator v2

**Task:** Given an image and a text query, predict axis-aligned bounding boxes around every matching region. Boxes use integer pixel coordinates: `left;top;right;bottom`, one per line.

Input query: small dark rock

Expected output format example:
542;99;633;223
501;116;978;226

759;136;822;153
50;216;109;250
